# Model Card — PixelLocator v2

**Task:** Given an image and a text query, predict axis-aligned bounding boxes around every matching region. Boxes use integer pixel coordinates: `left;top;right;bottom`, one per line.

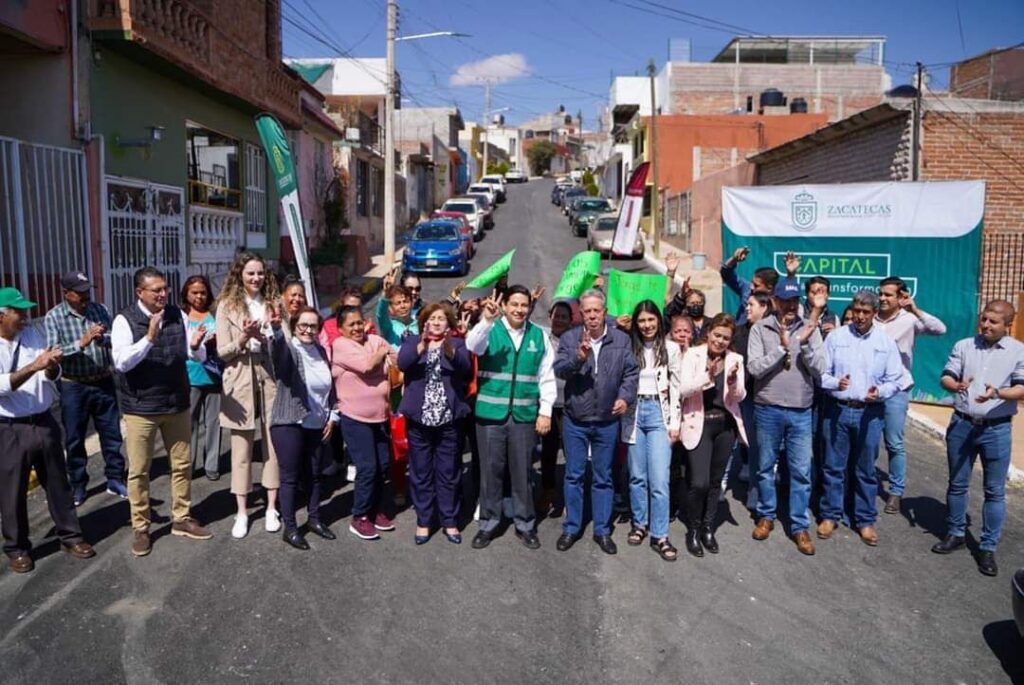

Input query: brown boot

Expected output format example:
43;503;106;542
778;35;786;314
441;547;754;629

859;526;878;546
171;517;213;540
9;553;34;573
816;519;836;540
752;518;774;541
131;531;152;557
793;531;815;556
884;495;901;515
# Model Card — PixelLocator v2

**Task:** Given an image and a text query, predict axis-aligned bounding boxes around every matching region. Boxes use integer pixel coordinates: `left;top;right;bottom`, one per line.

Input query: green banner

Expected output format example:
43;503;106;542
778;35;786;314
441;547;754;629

465;249;516;289
722;181;985;402
552;251;602;300
606;269;667;317
255;114;297;195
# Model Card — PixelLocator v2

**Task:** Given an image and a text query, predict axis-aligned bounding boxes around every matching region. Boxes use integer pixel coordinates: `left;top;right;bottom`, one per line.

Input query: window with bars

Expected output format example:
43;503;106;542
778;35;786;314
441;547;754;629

244;143;268;249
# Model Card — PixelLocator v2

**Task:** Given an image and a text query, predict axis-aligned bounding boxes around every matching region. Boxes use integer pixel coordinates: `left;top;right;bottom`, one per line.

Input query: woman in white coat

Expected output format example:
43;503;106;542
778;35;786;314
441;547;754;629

621;300;682;561
678;313;748;558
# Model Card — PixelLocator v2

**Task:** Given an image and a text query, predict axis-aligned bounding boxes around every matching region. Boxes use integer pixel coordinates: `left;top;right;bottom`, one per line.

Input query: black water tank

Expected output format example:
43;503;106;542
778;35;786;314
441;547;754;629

760;88;785;108
790;97;808;113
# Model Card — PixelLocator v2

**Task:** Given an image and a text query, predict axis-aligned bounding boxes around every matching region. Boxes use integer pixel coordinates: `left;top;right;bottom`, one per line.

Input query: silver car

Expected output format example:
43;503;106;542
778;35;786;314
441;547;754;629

586;213;644;258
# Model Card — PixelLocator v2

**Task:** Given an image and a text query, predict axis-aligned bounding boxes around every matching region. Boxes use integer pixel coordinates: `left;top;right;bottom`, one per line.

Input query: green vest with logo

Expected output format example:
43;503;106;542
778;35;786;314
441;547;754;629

475;320;545;423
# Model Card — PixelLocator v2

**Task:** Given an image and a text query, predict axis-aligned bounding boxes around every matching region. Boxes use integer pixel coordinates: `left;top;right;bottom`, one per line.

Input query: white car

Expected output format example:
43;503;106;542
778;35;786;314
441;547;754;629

479;174;507;202
587;213;644;258
441;199;484;238
467;183;497;208
505;169;527;183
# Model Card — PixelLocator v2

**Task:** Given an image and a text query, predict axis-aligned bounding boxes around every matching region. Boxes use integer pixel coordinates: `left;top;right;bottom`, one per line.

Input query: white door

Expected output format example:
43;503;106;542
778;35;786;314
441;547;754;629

102;176;186;314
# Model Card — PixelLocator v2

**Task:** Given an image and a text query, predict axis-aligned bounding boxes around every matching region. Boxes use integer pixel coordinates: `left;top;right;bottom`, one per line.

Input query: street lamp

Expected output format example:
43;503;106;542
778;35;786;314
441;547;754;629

383;3;467;268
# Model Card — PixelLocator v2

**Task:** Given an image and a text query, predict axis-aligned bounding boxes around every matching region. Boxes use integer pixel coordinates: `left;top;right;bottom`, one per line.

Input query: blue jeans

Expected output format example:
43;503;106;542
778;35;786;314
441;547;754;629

340;416;391;518
820;402;885;528
882;388;910;496
754;404;813;534
60;379;125;487
627;398;672;539
562;416;619;537
944;415;1012;552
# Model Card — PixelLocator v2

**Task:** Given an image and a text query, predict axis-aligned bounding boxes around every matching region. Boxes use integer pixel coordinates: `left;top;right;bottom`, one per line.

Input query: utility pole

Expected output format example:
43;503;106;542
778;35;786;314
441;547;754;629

481;80;491;179
912;61;922;182
383;0;397;267
648;59;660;258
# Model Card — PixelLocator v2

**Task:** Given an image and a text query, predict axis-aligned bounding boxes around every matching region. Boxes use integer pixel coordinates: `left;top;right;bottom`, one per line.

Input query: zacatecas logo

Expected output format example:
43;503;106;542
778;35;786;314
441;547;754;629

791;191;817;231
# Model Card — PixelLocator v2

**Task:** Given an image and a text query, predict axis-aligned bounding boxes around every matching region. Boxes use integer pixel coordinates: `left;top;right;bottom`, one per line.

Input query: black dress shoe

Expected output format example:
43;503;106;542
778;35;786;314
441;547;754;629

283;529;310;550
700;526;719;554
444;531;462;545
308;521;336;540
593;534;617;555
931;535;965;555
976;551;998;577
556;533;577;551
471;530;493;549
515;530;541;550
685;529;704;558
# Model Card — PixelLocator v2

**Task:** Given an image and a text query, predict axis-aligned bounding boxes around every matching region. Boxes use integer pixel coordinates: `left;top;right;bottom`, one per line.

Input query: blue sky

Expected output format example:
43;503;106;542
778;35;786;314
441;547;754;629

281;0;1024;127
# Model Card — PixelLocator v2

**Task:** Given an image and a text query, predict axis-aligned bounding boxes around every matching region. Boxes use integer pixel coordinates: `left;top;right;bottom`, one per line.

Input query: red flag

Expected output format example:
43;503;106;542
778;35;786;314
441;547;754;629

612;162;650;256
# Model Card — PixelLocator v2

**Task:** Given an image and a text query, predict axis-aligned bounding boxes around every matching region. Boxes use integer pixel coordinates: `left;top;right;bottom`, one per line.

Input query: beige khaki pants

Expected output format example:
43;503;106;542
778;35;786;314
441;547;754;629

230;425;280;494
124;410;192;532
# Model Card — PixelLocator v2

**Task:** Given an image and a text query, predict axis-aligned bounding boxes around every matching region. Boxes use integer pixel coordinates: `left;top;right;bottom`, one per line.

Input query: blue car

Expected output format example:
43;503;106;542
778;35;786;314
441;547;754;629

403;220;469;276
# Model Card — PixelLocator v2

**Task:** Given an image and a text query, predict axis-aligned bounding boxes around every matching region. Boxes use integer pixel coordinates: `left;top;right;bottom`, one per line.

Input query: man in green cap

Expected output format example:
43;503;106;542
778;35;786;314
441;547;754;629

0;287;95;574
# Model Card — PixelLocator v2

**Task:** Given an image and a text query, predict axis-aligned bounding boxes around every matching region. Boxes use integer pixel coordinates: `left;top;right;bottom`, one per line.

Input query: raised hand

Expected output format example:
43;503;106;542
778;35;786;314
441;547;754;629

779;325;791;350
732;246;750;263
241;318;261;341
457;311;471;335
796;322;816;346
480;293;501;322
665;252;680;275
190;324;208;350
450;281;466;302
898;290;918;315
146;312;163;343
80;323;106;349
577;336;591;362
784;251;801;276
33;345;63;372
531;284;547;303
727;362;739;386
267;304;281;330
616;314;632;331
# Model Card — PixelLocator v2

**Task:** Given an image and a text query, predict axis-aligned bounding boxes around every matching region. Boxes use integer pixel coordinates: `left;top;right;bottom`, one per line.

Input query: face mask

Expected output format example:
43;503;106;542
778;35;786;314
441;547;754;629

686;304;705;318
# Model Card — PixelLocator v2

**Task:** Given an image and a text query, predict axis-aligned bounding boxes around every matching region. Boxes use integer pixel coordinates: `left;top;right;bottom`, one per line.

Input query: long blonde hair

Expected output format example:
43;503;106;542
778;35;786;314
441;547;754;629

217;251;280;315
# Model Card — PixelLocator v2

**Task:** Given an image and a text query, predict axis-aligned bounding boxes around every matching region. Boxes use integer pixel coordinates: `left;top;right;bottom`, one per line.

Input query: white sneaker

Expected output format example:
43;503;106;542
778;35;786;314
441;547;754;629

231;513;249;539
264;508;281;533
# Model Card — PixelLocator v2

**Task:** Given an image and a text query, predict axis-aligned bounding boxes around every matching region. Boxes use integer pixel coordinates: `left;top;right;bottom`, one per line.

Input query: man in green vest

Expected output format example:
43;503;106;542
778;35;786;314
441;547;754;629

465;284;556;550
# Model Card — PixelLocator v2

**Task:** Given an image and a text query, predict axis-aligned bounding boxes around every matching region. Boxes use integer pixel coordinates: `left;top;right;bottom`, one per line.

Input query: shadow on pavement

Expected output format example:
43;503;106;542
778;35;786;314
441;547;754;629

982;620;1024;682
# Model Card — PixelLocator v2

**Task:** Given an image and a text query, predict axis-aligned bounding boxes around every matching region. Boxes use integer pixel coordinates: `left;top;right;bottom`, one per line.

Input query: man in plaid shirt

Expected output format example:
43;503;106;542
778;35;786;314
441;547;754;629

43;270;126;505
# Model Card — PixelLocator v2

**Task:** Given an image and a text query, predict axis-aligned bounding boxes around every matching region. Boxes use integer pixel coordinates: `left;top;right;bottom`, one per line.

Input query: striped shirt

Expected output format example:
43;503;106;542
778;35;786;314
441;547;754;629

43;300;113;379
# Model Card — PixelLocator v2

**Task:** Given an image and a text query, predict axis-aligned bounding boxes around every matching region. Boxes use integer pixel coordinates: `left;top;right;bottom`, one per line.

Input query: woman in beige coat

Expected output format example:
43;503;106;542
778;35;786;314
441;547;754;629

217;252;282;539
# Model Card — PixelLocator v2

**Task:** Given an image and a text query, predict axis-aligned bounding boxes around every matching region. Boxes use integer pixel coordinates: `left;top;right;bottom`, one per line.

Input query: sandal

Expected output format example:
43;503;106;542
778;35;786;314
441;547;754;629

651;537;678;562
627;526;647;546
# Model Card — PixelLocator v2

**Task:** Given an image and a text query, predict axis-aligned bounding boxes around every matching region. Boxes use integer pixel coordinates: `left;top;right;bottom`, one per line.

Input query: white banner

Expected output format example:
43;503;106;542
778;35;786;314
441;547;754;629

722;181;985;238
281;189;316;308
612;162;650;256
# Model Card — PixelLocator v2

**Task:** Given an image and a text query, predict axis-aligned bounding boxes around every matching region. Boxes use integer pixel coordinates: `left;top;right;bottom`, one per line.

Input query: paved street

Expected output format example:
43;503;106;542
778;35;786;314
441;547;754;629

1;180;1022;684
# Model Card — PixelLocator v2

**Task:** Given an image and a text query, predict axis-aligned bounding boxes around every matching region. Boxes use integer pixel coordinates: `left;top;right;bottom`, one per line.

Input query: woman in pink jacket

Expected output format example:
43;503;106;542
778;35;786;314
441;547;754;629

678;313;748;558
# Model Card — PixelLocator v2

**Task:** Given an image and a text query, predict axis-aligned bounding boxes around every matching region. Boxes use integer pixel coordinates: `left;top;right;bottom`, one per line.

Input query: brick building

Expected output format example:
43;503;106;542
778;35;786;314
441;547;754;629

749;97;1024;305
950;46;1024;101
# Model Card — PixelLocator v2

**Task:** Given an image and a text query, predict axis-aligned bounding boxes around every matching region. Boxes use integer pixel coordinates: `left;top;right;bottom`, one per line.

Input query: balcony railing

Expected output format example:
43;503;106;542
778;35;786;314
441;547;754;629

189;204;242;264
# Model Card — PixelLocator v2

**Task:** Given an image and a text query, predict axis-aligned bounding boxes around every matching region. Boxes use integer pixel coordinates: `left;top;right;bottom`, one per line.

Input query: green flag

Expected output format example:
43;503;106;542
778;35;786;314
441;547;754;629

552;251;602;300
465;249;516;289
606;269;667;317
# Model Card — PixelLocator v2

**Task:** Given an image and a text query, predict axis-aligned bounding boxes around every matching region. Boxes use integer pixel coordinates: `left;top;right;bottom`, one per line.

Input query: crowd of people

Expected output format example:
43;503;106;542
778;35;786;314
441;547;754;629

0;247;1020;578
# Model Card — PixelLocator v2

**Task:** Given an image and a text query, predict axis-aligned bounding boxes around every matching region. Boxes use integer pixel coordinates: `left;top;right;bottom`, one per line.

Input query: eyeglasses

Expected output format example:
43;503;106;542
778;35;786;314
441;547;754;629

295;323;319;332
141;287;167;294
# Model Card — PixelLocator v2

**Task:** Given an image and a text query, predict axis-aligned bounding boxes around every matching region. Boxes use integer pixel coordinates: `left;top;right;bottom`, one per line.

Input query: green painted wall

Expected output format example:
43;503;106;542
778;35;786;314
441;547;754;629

91;49;280;257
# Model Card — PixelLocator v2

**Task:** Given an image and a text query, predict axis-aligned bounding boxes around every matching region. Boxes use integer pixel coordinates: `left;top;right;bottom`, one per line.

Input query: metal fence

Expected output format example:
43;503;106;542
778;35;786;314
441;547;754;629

980;231;1024;306
662;191;692;253
0;136;92;313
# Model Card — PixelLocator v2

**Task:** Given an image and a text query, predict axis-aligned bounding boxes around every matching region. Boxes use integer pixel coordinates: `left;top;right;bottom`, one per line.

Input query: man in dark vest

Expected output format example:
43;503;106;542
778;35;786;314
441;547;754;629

111;267;213;556
465;285;555;550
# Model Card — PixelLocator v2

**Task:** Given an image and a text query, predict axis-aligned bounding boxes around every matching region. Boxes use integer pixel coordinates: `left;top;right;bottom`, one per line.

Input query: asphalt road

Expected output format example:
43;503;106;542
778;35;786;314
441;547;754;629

2;179;1023;684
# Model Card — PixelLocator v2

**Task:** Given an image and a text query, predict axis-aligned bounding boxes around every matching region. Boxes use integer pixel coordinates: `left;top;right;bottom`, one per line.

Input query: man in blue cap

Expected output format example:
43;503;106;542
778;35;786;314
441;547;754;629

746;277;826;555
0;287;95;573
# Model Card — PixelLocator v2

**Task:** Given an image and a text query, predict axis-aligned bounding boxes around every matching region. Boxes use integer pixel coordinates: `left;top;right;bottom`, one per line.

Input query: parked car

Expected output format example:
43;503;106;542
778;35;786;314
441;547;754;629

403;220;469;276
551;183;572;205
587;213;644;258
505;168;527;183
467;183;497;207
479;174;507;202
464;194;495;230
561;187;586;213
572;197;614;236
430;210;476;257
441;198;484;238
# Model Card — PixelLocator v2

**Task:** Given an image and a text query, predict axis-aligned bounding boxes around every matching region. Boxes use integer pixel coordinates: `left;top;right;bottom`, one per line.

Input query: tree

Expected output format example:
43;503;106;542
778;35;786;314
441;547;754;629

526;140;557;176
486;160;511;176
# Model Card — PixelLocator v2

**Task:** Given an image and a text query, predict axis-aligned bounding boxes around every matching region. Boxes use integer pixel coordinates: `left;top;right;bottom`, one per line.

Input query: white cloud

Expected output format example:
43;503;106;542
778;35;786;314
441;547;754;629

450;53;530;87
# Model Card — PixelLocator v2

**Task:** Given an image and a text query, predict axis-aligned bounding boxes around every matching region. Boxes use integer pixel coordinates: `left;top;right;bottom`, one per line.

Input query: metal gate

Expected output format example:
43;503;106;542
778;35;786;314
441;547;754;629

0;136;92;313
102;176;186;314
